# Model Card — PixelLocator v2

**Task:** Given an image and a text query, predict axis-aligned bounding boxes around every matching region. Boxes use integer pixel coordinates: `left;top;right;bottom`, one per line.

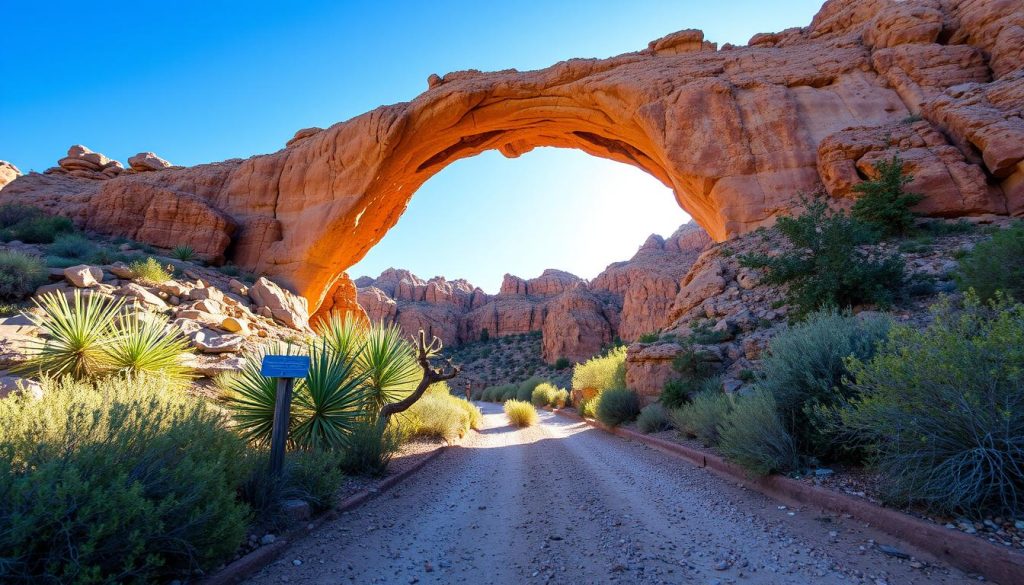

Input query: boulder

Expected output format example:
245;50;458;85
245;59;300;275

128;152;173;171
249;277;310;330
192;330;245;354
64;265;103;288
0;161;22;190
220;316;250;335
116;283;168;309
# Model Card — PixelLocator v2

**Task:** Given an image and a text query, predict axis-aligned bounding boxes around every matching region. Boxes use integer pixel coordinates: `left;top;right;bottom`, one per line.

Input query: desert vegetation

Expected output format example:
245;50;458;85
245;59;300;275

504;399;538;427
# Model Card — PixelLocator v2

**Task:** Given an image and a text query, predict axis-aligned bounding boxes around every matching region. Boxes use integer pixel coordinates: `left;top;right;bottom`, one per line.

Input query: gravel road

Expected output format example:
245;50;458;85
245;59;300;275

245;403;978;585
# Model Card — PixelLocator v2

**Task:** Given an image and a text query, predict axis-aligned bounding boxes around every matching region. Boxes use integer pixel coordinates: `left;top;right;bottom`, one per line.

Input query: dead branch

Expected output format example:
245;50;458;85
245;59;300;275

378;330;461;423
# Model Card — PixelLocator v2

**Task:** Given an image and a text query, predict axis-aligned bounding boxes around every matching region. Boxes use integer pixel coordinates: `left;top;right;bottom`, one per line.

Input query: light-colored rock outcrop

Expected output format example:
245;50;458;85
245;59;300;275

0;161;20;191
128;152;173;171
1;0;1021;317
250;277;311;330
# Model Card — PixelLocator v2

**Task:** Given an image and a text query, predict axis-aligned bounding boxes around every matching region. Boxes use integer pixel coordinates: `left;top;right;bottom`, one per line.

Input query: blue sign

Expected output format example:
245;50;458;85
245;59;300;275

260;355;311;378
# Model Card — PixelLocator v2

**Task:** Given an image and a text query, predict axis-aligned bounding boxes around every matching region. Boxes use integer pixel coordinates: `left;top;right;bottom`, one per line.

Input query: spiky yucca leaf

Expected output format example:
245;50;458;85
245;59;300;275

291;339;370;451
316;311;366;362
171;245;196;261
219;341;305;447
104;313;194;384
357;322;420;411
16;290;124;380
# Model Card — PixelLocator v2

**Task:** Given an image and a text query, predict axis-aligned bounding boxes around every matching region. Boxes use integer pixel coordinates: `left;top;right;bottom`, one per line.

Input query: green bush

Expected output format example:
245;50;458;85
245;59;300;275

740;196;905;316
595;388;641;427
671;389;733;446
48;233;97;260
552;388;570;408
955;223;1024;302
242;450;344;527
516;376;545;402
636;403;672;433
500;383;519;401
660;347;719;408
531;382;557;407
0;250;46;301
757;309;890;461
843;293;1024;517
638;331;660;343
0;375;250;582
571;346;626;395
129;257;173;283
504;399;538;427
103;312;194;384
850;155;923;236
0;205;74;243
719;389;798;475
336;419;400;477
578;394;598;418
554;357;571;370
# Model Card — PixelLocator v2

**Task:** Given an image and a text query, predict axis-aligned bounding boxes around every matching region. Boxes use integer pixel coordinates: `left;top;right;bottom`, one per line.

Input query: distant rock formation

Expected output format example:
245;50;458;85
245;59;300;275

356;222;711;362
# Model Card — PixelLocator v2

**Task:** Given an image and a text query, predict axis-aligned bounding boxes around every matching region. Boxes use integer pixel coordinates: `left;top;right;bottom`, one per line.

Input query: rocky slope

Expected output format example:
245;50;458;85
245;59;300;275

624;216;1014;400
1;0;1020;316
355;222;710;363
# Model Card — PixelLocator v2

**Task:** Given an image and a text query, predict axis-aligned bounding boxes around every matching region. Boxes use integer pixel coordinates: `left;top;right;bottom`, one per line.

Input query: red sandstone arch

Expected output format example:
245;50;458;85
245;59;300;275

3;0;1021;319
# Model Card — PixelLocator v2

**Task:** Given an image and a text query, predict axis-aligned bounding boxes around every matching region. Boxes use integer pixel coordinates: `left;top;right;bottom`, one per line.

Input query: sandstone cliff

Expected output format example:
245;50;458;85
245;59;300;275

356;222;710;363
1;0;1021;317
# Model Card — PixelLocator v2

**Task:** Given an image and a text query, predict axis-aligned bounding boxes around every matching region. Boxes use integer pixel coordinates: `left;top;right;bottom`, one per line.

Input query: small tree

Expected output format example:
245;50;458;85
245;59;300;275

479;328;490;342
851;155;923;236
741;195;905;316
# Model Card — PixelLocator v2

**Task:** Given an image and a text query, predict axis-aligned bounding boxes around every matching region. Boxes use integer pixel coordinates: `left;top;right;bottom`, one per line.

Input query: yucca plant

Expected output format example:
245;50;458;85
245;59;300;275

316;311;366;362
291;339;370;450
16;290;124;380
104;313;194;383
356;322;420;411
171;244;196;261
220;341;304;447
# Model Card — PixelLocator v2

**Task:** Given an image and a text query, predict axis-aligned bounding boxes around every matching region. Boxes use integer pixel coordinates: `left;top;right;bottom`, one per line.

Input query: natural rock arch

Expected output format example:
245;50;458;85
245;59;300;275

2;0;1021;319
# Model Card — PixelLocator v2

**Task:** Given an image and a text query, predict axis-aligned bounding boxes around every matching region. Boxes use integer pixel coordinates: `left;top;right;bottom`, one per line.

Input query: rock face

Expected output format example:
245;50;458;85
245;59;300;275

1;0;1021;315
0;161;20;190
356;223;709;362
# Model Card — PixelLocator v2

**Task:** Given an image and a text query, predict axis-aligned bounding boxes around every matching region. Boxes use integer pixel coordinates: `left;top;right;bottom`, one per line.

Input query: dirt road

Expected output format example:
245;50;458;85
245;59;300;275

245;403;977;585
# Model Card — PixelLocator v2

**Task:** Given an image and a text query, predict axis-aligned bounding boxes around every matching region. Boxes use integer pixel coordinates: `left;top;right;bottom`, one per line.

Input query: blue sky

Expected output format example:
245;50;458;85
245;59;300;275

1;0;823;293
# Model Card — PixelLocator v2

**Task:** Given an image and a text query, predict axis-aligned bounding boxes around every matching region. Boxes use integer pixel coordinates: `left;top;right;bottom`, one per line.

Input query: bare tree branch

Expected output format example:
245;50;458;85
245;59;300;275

378;330;461;423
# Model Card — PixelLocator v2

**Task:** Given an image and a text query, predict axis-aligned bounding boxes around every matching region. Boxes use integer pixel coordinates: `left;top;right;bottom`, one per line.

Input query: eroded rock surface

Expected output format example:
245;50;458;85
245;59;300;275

356;223;708;362
1;0;1021;315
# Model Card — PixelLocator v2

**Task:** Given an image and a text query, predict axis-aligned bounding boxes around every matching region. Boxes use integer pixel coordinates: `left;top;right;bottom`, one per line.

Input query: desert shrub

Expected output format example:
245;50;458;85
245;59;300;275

479;328;490;342
850;155;923;236
129;256;172;283
516;376;545;401
0;250;46;302
554;357;571;370
843;293;1024;517
171;244;196;261
0;375;250;582
636;403;672;433
671;389;733;446
740;196;904;316
500;383;520;401
719;389;798;475
504;399;538;427
0;206;74;243
480;385;498;402
918;218;976;235
531;382;557;407
552;388;570;408
595;388;641;427
638;331;660;343
460;398;483;430
955;223;1024;302
757;309;890;461
336;419;400;476
242;450;344;526
578;394;599;418
403;387;473;442
571;346;626;397
48;233;97;260
659;347;719;408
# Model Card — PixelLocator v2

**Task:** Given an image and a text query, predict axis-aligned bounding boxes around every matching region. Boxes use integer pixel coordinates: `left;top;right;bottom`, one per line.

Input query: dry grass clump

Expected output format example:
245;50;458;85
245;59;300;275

504;399;538;427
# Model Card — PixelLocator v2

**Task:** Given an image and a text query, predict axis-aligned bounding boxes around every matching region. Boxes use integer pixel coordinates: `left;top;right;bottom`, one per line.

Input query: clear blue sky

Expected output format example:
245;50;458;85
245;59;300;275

0;0;823;293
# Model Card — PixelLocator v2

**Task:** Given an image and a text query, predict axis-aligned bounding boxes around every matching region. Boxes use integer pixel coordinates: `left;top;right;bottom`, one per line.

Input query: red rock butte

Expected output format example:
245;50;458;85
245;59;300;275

1;0;1021;319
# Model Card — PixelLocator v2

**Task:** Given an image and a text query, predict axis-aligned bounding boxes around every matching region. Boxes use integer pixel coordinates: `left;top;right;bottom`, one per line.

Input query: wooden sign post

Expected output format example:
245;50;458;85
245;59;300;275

260;355;311;477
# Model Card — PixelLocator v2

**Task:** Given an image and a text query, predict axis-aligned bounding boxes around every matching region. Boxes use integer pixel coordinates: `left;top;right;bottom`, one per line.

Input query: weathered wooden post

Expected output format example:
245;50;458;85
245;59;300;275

260;354;311;477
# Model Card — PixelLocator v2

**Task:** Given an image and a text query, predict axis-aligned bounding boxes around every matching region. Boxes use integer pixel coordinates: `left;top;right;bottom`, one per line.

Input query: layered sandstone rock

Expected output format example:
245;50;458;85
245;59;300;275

1;0;1021;316
0;161;21;190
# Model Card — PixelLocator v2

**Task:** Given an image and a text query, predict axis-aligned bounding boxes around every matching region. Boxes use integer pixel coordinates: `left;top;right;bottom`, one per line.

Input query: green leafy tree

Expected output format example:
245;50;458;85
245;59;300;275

851;155;923;236
741;196;904;316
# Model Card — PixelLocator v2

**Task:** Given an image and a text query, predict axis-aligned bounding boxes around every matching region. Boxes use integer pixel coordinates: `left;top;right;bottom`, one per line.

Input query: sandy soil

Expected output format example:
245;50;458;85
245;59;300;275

244;404;979;585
